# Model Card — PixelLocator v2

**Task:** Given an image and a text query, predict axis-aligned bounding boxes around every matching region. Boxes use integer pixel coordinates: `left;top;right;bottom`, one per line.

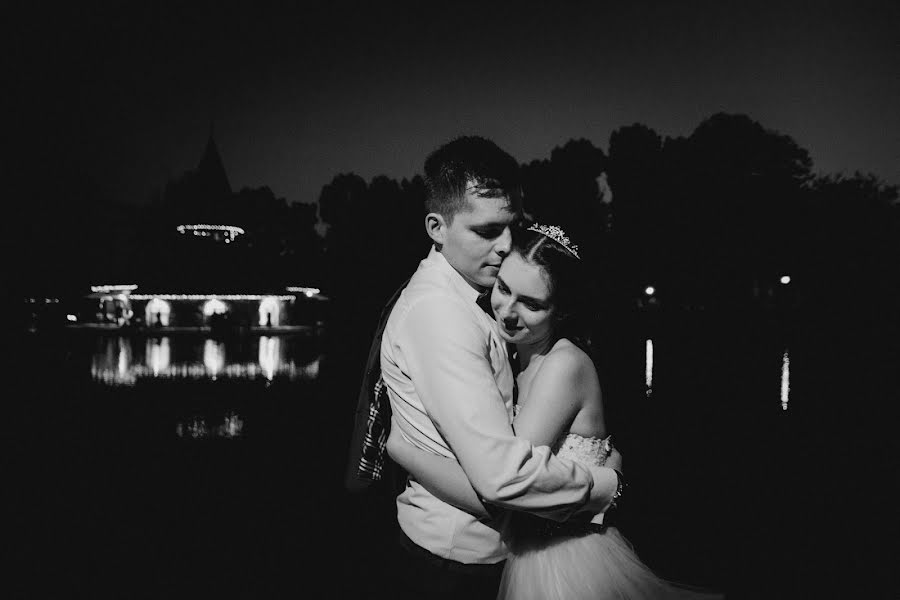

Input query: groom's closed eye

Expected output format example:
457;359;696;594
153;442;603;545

473;226;505;239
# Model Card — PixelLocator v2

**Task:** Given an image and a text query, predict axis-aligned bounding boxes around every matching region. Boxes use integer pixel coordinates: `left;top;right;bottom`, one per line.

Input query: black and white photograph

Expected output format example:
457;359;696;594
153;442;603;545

8;2;897;598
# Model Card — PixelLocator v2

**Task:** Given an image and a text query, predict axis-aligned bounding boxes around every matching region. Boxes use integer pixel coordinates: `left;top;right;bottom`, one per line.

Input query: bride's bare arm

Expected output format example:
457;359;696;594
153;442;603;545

514;347;622;519
512;346;604;445
386;421;491;519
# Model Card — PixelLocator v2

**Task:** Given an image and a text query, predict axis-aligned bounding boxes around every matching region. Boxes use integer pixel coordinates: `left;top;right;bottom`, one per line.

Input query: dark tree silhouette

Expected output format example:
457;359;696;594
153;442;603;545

680;114;812;307
797;172;899;324
11;159;140;294
605;123;666;300
523;138;609;245
318;173;370;297
606;114;815;310
318;171;426;307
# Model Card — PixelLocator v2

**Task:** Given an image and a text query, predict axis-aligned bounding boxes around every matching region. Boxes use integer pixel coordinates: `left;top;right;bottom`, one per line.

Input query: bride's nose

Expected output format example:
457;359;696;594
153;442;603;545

496;300;515;321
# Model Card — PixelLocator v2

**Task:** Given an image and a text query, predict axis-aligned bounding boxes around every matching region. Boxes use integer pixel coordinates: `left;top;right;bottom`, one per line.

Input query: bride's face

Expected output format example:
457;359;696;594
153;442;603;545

490;251;556;346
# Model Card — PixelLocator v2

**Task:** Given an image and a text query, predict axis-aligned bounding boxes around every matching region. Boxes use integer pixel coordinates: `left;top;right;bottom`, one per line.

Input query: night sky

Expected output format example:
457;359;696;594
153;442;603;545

11;1;899;212
8;6;897;596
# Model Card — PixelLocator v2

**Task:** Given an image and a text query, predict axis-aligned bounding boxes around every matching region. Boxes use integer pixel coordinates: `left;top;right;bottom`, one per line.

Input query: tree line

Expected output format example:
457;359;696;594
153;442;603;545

318;113;898;318
11;112;897;321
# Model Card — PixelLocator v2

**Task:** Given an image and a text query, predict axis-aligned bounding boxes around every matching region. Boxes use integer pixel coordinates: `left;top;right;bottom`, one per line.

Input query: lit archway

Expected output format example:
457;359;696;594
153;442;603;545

145;298;171;327
202;299;228;317
258;296;281;327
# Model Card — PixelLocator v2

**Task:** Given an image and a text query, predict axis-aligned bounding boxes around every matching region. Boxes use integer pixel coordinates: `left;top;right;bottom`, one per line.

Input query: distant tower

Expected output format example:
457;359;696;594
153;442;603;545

163;123;233;223
172;125;244;245
196;122;232;200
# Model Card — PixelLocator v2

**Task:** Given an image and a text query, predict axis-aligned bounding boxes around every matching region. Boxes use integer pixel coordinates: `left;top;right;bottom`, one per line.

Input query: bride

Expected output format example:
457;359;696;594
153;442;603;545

387;222;722;599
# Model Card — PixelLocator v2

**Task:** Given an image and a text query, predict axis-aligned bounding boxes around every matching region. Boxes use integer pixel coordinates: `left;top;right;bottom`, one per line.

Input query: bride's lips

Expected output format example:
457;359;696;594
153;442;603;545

500;321;522;335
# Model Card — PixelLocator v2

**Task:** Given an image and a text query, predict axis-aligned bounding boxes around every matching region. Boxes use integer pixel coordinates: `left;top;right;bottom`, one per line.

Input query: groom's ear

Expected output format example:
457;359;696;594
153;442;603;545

425;212;446;247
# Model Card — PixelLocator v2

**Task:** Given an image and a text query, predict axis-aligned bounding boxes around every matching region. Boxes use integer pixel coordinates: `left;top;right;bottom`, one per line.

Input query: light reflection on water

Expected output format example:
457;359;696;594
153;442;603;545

147;337;170;375
642;337;791;411
258;335;279;380
176;411;244;439
91;335;321;385
781;349;790;411
204;339;225;378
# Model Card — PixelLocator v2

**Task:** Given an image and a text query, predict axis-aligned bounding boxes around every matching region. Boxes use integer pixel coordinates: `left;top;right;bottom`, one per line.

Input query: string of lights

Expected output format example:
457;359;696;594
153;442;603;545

129;294;297;301
176;224;245;243
91;284;139;293
176;224;245;235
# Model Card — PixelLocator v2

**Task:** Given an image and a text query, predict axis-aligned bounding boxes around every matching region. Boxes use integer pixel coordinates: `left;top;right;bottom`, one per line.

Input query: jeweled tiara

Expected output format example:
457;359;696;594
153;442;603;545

526;223;580;259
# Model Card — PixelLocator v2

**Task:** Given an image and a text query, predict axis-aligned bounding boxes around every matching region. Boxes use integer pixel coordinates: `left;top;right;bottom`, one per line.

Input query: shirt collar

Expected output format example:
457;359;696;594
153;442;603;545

426;245;484;306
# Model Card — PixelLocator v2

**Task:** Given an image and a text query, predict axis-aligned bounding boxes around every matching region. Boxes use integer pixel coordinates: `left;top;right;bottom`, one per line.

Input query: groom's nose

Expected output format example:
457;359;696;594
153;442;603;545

494;226;512;257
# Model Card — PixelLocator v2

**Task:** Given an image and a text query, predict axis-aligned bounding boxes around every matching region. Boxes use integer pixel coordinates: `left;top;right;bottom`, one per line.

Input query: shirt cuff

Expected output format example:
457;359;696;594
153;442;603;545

587;465;618;520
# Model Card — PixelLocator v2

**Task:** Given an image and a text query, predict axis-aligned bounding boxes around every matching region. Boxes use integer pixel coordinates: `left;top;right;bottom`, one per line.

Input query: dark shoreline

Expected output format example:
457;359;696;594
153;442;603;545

10;304;893;598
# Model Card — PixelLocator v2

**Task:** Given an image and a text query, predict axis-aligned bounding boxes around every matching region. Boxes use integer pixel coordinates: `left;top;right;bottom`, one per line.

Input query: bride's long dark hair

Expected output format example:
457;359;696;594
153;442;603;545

510;225;596;355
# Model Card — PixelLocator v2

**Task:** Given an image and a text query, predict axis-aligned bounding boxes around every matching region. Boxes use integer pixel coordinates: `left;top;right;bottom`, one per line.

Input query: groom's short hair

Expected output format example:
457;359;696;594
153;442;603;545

424;136;522;221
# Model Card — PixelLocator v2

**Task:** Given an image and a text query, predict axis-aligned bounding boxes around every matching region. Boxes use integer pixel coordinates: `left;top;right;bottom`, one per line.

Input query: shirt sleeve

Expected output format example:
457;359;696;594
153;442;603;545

399;292;601;521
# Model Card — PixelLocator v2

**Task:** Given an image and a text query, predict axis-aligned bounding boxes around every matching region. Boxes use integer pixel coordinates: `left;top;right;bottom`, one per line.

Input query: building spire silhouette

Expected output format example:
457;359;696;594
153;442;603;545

198;122;232;197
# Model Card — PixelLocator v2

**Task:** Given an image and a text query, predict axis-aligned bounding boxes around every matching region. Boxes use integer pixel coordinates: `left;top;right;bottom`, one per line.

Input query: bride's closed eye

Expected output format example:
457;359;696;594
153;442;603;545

520;299;545;312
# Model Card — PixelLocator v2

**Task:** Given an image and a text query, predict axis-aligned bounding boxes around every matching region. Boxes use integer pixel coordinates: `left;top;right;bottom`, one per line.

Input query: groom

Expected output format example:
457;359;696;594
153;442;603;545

357;136;622;599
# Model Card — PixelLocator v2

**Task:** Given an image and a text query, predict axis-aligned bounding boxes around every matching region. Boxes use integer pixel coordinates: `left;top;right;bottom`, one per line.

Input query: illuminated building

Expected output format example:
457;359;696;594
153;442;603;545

86;286;326;329
79;129;326;330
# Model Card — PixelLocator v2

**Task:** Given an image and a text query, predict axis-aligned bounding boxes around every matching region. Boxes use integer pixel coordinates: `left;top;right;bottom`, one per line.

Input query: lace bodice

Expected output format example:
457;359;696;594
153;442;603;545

554;432;612;468
507;405;612;544
513;405;611;468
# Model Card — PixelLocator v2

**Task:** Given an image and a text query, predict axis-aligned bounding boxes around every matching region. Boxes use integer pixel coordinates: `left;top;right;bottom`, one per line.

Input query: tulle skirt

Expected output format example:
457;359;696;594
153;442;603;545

497;526;722;600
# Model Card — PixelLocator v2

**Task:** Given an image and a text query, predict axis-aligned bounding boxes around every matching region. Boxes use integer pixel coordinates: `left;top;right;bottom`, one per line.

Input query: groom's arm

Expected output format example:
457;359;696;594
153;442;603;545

386;420;491;518
399;294;618;521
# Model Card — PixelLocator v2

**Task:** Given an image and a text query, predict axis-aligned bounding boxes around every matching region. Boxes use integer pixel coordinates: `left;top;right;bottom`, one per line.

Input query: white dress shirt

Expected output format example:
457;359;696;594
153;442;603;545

381;247;613;564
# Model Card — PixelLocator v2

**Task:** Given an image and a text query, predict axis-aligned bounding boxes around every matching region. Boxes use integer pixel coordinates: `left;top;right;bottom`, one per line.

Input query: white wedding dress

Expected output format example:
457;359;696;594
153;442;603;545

497;408;722;600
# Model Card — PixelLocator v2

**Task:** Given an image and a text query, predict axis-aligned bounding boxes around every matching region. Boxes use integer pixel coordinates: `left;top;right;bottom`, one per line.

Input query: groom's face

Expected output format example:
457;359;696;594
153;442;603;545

438;188;518;291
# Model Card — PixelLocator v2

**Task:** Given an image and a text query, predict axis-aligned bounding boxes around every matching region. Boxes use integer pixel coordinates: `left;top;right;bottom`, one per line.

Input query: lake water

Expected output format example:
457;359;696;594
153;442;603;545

11;308;892;598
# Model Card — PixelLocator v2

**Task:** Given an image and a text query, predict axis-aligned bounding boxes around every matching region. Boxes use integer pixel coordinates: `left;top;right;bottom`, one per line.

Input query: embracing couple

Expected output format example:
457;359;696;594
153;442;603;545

346;136;722;599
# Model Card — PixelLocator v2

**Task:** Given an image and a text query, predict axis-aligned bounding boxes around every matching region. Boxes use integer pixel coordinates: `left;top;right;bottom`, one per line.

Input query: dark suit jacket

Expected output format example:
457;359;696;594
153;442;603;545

343;280;409;495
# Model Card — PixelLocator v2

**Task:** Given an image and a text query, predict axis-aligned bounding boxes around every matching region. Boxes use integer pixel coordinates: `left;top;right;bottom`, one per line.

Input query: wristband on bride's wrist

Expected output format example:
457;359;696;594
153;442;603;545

610;469;626;510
